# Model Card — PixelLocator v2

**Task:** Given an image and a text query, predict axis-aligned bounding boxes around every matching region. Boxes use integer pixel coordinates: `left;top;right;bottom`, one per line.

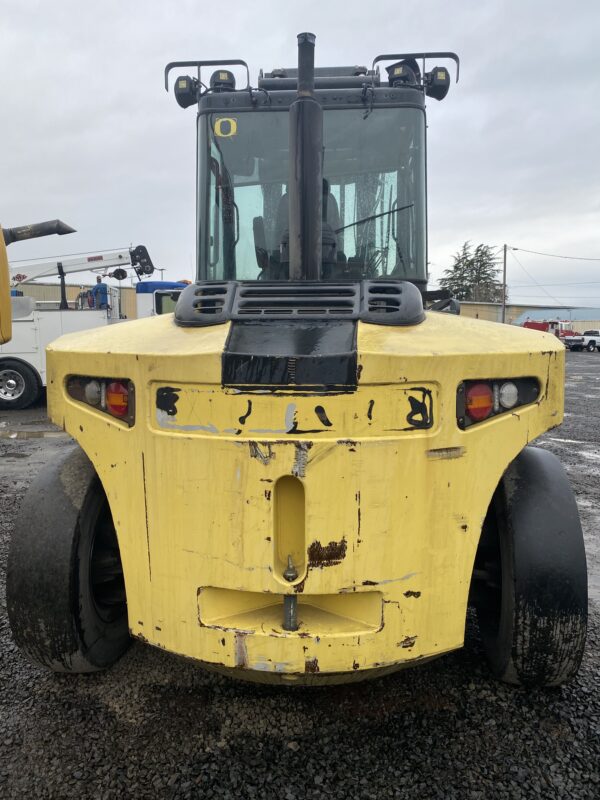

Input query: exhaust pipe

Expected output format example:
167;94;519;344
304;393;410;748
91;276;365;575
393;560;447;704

3;219;76;246
288;32;323;280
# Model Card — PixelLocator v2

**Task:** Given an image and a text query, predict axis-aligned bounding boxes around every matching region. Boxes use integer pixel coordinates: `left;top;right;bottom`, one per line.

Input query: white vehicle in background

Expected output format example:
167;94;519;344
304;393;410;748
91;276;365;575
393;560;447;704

565;330;600;353
134;280;187;318
0;245;155;409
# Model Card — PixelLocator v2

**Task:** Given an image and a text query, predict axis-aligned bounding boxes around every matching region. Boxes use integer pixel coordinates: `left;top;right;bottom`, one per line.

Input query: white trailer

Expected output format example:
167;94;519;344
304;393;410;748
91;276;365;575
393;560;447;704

0;246;154;409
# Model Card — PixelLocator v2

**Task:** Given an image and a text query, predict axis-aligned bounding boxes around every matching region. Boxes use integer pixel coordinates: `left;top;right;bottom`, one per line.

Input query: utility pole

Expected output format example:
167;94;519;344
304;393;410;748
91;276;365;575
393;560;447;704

501;244;507;323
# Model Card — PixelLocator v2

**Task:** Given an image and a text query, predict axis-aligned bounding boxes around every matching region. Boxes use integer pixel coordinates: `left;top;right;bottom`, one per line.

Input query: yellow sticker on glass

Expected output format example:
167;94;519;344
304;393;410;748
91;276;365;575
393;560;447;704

214;117;238;138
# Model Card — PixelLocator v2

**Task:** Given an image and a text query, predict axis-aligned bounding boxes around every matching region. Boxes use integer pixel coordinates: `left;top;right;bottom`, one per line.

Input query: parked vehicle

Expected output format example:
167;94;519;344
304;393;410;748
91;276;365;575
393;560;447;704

0;246;154;409
0;220;75;344
522;319;581;346
565;330;600;352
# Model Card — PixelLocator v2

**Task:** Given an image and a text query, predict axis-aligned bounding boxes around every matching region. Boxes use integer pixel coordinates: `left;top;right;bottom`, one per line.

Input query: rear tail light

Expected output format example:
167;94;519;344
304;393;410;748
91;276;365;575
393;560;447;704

465;382;494;422
457;378;539;429
67;376;135;426
106;381;130;418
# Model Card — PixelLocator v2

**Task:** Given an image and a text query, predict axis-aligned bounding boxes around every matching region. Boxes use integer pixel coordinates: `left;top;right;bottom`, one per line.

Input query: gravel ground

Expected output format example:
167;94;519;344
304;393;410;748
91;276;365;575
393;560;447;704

0;357;598;799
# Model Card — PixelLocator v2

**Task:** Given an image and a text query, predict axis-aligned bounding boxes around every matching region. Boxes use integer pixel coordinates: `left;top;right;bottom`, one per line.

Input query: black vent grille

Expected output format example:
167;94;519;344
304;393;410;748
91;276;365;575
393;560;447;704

175;280;424;328
234;283;360;318
364;282;403;315
187;282;231;321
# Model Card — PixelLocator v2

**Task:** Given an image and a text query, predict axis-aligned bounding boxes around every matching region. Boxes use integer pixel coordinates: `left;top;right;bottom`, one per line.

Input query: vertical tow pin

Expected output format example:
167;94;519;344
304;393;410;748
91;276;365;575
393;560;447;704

282;554;299;631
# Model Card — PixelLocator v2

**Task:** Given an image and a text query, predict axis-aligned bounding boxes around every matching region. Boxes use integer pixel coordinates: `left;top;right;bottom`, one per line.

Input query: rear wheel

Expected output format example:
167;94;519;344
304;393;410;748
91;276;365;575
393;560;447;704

471;446;587;687
7;444;130;672
0;359;40;409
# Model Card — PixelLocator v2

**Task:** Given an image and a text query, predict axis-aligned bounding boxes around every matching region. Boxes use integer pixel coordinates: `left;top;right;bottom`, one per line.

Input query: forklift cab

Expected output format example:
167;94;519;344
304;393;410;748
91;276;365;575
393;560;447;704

197;101;427;284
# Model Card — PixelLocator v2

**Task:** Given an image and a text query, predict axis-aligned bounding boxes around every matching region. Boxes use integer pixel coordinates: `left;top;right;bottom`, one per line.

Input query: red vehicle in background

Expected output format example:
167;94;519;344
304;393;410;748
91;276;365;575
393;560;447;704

522;319;582;347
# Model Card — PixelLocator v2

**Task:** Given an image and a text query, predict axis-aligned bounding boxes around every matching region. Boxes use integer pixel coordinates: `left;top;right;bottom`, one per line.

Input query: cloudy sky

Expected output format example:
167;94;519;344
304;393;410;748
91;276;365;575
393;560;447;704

2;0;599;305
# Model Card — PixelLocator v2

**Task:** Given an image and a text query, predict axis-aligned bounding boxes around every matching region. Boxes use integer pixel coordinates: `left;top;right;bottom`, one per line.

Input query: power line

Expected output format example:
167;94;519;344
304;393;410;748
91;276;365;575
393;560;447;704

511;246;600;262
510;280;600;288
510;296;600;302
509;250;565;305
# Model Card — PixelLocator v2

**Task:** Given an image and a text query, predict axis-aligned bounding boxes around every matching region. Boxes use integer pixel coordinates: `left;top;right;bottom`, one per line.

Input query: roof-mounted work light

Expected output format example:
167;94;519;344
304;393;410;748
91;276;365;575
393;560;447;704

165;59;250;106
386;59;421;87
174;75;199;108
374;51;459;102
210;69;236;92
425;67;451;101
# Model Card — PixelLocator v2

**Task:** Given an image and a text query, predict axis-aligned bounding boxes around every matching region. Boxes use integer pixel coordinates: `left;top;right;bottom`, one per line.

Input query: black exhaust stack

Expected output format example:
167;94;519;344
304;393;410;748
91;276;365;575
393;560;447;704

3;219;76;246
288;32;323;280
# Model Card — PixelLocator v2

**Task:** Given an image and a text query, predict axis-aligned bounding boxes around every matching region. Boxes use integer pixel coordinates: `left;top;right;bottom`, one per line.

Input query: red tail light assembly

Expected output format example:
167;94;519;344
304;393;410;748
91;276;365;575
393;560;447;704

67;376;135;426
457;378;539;429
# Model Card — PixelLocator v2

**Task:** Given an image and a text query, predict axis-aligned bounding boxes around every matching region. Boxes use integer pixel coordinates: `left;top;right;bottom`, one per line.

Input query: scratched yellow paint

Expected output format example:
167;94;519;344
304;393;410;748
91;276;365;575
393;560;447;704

46;312;564;682
0;229;12;344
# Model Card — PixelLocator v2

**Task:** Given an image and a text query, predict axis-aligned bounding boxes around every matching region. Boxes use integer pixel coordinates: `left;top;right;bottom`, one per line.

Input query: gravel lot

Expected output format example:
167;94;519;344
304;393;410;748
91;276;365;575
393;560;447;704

0;354;598;799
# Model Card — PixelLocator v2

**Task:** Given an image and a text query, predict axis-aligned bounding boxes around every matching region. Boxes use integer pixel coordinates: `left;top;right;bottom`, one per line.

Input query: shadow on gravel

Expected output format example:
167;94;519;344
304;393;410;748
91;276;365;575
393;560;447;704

0;600;598;799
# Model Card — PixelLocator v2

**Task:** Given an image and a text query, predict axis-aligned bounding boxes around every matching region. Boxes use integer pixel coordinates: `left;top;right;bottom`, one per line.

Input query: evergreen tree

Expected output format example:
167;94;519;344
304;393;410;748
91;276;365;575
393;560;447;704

439;242;505;302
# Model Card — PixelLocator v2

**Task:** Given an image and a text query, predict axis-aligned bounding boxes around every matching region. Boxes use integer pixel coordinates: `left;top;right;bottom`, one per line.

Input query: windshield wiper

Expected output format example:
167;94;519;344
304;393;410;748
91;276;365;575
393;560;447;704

334;203;414;234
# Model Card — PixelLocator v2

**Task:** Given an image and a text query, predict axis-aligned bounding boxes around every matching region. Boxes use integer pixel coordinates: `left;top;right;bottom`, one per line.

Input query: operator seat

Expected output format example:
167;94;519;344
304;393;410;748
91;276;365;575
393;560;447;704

275;179;341;248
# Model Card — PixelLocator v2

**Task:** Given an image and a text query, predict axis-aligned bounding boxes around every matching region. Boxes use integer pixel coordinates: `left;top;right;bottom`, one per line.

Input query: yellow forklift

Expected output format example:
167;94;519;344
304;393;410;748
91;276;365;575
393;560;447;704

7;35;587;686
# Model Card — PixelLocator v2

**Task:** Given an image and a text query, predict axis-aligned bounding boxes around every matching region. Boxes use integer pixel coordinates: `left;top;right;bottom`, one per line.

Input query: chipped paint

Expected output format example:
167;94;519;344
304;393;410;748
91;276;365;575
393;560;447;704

249;442;276;465
399;636;417;649
234;633;248;668
427;446;465;460
156;409;219;433
291;441;312;477
307;538;347;568
367;399;375;421
156;386;181;416
238;400;253;424
285;402;297;432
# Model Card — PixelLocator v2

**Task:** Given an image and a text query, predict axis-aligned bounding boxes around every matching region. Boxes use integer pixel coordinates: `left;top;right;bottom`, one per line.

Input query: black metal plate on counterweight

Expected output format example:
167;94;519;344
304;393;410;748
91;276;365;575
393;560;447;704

222;320;357;390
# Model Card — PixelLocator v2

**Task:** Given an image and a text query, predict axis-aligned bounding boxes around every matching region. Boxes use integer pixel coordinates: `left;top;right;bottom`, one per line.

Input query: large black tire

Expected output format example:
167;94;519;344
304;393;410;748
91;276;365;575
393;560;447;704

586;341;596;352
0;358;41;409
471;446;587;687
7;444;130;672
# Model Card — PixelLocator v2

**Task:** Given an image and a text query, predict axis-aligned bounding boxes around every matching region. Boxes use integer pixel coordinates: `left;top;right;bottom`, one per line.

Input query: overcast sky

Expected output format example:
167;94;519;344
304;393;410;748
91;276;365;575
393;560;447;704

2;0;599;305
